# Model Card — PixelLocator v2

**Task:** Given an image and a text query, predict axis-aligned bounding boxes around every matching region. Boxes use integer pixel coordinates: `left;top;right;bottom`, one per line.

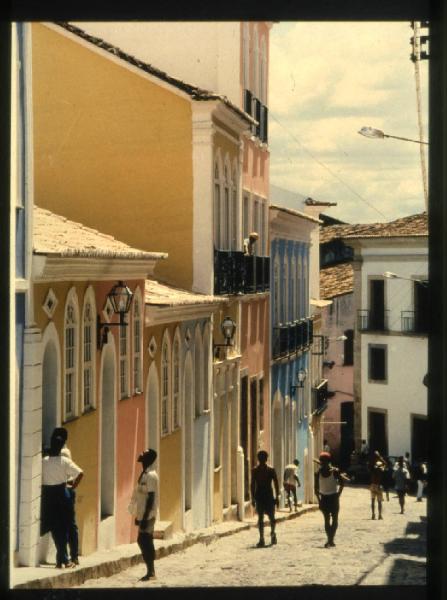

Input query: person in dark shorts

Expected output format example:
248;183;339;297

251;450;280;548
393;456;410;514
315;452;344;548
369;453;385;520
382;457;394;501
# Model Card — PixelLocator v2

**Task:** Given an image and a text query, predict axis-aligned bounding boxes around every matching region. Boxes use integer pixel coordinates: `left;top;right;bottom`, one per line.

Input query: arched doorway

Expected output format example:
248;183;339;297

98;338;116;550
183;351;193;530
147;362;160;469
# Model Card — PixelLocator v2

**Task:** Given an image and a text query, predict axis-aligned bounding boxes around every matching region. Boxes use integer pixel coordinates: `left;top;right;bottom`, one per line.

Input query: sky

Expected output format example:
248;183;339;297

269;22;429;223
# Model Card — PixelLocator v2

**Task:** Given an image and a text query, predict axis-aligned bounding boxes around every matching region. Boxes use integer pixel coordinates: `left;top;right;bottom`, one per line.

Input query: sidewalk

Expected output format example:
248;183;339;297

12;504;318;589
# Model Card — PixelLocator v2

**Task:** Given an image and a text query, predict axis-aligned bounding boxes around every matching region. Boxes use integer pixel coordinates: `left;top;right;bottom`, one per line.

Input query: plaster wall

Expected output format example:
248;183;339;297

32;23;194;290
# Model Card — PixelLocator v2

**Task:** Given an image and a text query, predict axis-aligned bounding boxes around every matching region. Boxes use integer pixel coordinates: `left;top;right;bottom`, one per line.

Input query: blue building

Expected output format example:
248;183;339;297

269;205;321;505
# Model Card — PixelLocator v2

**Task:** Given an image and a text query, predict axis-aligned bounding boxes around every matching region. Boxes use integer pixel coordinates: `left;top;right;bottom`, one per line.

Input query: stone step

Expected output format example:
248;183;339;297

153;521;173;540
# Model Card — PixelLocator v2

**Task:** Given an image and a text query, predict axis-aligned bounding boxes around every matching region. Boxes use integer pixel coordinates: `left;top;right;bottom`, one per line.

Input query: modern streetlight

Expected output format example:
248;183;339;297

358;126;429;210
383;271;428;287
358;126;429;145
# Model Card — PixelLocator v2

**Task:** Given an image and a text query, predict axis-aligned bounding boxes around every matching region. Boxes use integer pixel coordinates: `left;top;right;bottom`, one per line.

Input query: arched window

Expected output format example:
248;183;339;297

172;329;181;429
290;255;296;322
161;330;171;435
64;288;79;420
214;158;222;250
283;254;289;323
82;287;96;412
253;25;259;97
223;162;231;250
132;289;143;394
231;163;238;250
260;36;267;104
242;22;250;90
203;323;211;411
194;325;203;417
119;304;129;399
274;254;280;325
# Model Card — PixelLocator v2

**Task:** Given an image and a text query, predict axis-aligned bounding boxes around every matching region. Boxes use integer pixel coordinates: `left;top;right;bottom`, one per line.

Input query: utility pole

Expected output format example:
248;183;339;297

410;20;429;210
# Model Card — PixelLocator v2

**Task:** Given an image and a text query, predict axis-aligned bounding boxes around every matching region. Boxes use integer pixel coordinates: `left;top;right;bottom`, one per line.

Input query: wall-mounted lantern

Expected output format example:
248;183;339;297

97;281;134;349
214;316;237;358
291;368;307;395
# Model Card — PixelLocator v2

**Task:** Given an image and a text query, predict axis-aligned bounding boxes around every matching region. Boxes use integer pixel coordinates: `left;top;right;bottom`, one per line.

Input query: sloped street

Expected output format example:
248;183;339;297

76;486;426;588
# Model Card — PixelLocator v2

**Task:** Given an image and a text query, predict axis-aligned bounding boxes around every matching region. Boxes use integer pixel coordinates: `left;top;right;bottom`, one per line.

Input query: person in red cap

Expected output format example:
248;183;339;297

314;451;345;548
128;448;159;581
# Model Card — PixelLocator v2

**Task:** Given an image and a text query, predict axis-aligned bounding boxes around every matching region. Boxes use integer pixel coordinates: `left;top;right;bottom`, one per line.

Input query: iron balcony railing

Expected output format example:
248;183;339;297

357;309;390;332
401;310;429;334
311;379;329;415
272;317;314;360
214;250;270;295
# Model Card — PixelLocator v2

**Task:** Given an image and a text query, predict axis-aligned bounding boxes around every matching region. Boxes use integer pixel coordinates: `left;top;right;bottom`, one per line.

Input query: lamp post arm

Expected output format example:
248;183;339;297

383;133;429;145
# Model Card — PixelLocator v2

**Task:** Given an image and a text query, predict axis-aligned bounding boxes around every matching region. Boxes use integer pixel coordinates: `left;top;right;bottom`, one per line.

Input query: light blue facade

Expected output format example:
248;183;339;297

270;236;311;505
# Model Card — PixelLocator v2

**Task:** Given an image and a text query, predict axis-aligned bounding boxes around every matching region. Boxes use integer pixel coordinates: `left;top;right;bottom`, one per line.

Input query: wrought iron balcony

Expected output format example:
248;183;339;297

214;250;270;296
357;309;389;332
272;318;313;360
401;310;429;334
311;380;329;415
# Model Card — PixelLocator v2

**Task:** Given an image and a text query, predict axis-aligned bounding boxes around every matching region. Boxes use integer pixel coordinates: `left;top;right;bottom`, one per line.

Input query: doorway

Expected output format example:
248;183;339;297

368;409;388;457
412;415;428;461
340;401;354;469
240;375;249;500
369;279;385;330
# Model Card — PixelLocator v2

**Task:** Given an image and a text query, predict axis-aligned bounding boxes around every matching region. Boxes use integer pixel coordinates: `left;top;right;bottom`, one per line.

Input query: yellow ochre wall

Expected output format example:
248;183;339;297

31;23;194;290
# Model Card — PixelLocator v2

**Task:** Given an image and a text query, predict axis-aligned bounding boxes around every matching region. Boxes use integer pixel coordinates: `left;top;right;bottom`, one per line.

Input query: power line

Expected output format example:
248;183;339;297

269;111;389;220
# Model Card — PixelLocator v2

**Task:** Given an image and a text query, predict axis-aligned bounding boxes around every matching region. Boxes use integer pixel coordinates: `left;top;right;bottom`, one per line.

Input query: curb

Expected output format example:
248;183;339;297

13;505;318;589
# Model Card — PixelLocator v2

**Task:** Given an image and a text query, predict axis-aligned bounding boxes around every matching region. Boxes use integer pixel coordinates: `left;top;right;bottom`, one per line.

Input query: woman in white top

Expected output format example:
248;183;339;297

41;435;83;568
315;451;344;548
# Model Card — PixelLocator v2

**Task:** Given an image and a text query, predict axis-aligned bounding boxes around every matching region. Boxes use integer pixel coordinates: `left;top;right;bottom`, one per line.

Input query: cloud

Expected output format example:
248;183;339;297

269;21;428;223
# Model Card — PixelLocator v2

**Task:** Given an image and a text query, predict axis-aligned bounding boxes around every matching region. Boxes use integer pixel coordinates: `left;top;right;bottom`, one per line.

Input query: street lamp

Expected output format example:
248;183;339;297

213;315;237;358
358;126;429;145
383;271;428;287
97;281;134;349
291;368;307;395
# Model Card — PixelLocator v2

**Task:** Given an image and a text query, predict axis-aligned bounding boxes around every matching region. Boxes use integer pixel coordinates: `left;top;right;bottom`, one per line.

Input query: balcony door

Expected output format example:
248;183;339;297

414;281;429;333
369;279;385;330
368;409;388;457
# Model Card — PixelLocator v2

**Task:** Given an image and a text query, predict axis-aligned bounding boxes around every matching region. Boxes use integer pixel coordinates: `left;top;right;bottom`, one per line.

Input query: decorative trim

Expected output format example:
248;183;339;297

145;303;219;326
102;297;114;323
148;336;157;358
42;288;58;318
32;256;158;282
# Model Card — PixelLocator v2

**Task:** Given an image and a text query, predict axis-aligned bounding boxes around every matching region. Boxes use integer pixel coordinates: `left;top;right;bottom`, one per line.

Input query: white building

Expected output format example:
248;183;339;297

346;212;428;462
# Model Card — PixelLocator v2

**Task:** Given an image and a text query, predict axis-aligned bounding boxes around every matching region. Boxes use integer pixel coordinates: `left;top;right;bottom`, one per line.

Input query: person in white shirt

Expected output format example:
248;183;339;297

393;456;411;514
283;459;301;511
314;452;344;548
51;427;81;565
129;448;159;581
41;435;83;568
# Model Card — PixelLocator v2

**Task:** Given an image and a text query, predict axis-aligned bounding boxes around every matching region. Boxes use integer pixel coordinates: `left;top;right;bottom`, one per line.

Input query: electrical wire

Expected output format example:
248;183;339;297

269;111;390;220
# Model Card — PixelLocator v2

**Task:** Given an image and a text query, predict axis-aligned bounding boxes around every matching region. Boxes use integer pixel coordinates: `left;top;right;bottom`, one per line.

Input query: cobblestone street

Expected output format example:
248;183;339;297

76;486;426;588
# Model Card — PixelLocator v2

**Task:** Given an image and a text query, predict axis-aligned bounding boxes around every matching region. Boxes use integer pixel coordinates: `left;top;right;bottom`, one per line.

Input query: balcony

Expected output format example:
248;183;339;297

401;310;429;335
357;309;390;332
272;317;314;360
214;250;270;296
311;380;329;415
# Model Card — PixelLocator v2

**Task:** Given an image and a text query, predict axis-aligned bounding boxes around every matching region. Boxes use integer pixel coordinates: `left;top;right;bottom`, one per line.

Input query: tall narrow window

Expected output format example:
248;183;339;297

214;161;221;250
253;198;260;256
231;166;238;250
194;327;203;417
172;333;180;429
161;333;171;434
133;295;142;393
297;255;302;319
224;164;230;250
343;329;354;366
82;300;94;411
274;255;280;325
414;280;429;333
253;25;259;98
282;256;289;323
203;324;210;410
369;345;387;382
243;194;250;241
119;317;129;399
290;255;296;322
259;377;264;431
302;253;308;318
64;291;78;420
260;36;267;104
369;279;385;330
260;200;266;255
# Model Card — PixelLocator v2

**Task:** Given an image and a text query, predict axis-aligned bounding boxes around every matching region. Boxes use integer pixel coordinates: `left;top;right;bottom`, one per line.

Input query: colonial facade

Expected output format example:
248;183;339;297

346;213;428;461
269;205;320;505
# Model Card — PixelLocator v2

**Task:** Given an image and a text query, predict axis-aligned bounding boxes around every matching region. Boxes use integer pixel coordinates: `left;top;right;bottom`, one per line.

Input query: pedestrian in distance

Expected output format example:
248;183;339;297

314;451;345;548
283;459;301;511
51;427;81;565
414;459;428;502
369;452;385;520
41;435;83;569
251;450;280;548
360;439;369;464
129;448;159;581
393;456;411;514
323;439;331;453
243;231;259;255
382;457;394;502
